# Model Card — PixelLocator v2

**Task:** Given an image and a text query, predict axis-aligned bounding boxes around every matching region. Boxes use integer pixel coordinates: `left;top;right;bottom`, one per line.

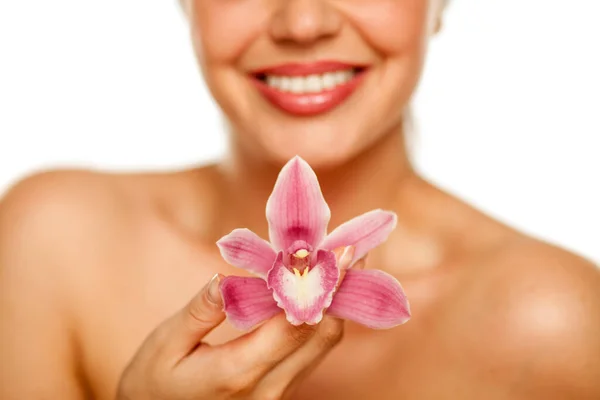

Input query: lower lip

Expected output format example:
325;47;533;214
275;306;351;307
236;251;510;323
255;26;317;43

251;72;367;117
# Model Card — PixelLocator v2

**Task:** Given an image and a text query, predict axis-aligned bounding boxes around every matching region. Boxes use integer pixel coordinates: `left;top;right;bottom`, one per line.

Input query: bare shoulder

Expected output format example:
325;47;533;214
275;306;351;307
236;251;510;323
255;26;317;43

0;168;156;322
0;165;217;280
0;165;223;301
0;169;124;267
456;235;600;398
0;169;134;266
0;166;219;396
418;182;600;397
0;169;135;397
0;166;218;398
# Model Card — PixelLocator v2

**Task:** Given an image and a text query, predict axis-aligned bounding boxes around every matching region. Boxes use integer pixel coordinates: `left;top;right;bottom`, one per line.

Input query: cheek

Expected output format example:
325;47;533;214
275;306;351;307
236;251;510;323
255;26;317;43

192;0;432;63
189;0;268;65
342;0;430;56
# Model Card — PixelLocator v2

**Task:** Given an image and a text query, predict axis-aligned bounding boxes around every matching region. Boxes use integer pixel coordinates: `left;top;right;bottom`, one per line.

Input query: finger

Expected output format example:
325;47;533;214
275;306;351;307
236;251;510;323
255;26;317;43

212;250;359;383
253;316;344;399
334;245;355;271
159;273;226;358
215;312;319;381
334;246;368;291
333;246;354;289
249;250;364;396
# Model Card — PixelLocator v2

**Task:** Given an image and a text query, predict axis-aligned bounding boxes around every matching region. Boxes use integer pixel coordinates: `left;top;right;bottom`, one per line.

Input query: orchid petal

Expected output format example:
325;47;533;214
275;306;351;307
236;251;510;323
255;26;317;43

320;210;397;265
217;229;277;277
267;250;339;325
266;156;331;251
220;276;281;330
327;269;410;329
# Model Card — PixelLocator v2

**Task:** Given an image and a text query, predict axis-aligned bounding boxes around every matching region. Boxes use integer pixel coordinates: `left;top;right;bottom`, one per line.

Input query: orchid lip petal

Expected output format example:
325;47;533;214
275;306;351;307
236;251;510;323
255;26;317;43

220;276;282;330
326;269;410;329
319;210;397;266
217;228;277;277
267;250;339;325
266;156;331;252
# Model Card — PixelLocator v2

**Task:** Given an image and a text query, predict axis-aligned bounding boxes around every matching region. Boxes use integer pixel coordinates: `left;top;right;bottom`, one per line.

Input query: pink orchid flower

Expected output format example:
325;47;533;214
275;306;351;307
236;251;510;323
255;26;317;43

217;156;410;331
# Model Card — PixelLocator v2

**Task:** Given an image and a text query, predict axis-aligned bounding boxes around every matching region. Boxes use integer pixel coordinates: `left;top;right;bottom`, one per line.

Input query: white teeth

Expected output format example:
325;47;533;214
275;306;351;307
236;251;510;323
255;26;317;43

267;76;280;88
333;71;347;84
280;77;292;92
263;69;356;94
322;73;336;90
305;75;323;93
290;77;304;94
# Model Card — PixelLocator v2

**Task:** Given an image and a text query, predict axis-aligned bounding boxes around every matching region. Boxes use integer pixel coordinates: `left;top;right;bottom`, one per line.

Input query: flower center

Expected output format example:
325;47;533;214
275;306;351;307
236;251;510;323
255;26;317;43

292;266;310;278
293;249;310;259
290;248;311;273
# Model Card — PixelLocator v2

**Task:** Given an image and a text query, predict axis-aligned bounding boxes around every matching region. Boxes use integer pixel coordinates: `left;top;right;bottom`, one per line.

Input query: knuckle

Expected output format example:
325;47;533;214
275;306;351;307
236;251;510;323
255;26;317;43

213;356;237;379
142;323;175;360
117;363;166;399
148;323;170;346
214;356;259;395
287;324;316;345
217;372;257;395
185;299;213;327
318;319;344;347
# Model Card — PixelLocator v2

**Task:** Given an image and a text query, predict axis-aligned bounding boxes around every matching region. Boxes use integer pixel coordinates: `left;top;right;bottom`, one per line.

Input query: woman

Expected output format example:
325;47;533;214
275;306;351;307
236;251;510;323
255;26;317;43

1;0;599;398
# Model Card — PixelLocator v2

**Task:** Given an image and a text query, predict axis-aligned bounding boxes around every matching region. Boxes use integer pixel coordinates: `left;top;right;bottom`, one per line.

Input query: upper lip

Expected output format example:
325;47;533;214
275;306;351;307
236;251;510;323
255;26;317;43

250;61;368;77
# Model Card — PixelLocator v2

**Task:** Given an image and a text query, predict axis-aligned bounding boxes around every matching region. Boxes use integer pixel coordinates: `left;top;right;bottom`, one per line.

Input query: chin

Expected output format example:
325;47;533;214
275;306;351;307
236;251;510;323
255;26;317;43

267;146;356;171
246;119;371;171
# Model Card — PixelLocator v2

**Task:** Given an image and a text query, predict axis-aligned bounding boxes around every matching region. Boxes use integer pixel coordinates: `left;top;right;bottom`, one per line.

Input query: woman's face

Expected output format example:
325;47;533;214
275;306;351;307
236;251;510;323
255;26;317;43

184;0;445;167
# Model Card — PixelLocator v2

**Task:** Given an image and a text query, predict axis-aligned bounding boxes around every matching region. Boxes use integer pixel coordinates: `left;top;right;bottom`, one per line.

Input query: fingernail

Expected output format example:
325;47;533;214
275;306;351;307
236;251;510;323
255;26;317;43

207;273;222;306
339;246;356;270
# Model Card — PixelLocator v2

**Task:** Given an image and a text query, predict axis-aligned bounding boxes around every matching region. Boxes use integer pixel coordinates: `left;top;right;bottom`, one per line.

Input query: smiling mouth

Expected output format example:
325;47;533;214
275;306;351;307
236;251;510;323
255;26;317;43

249;62;369;116
252;66;367;95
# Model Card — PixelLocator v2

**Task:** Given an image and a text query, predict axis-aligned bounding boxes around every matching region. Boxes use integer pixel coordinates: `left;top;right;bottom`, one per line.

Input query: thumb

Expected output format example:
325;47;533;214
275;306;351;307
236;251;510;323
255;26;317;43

164;273;226;357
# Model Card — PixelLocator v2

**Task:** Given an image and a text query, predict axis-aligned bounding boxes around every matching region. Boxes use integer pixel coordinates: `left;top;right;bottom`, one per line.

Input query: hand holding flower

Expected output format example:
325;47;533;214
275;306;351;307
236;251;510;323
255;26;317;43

117;249;359;399
217;156;411;330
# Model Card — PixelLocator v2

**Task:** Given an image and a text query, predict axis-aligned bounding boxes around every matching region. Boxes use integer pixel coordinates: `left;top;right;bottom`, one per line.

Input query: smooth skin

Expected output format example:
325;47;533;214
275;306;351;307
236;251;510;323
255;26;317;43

1;0;600;399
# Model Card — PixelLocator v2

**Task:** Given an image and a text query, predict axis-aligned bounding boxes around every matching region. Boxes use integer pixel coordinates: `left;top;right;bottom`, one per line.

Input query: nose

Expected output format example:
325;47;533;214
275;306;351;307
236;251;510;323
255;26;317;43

269;0;342;45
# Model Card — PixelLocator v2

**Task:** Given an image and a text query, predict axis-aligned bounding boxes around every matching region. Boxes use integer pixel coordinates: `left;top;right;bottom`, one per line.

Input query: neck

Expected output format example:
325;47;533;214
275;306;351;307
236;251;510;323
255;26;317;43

214;123;416;241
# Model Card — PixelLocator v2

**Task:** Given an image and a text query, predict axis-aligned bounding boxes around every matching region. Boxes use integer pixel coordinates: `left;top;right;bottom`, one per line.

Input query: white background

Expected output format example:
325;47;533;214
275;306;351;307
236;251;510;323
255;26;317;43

0;0;598;263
